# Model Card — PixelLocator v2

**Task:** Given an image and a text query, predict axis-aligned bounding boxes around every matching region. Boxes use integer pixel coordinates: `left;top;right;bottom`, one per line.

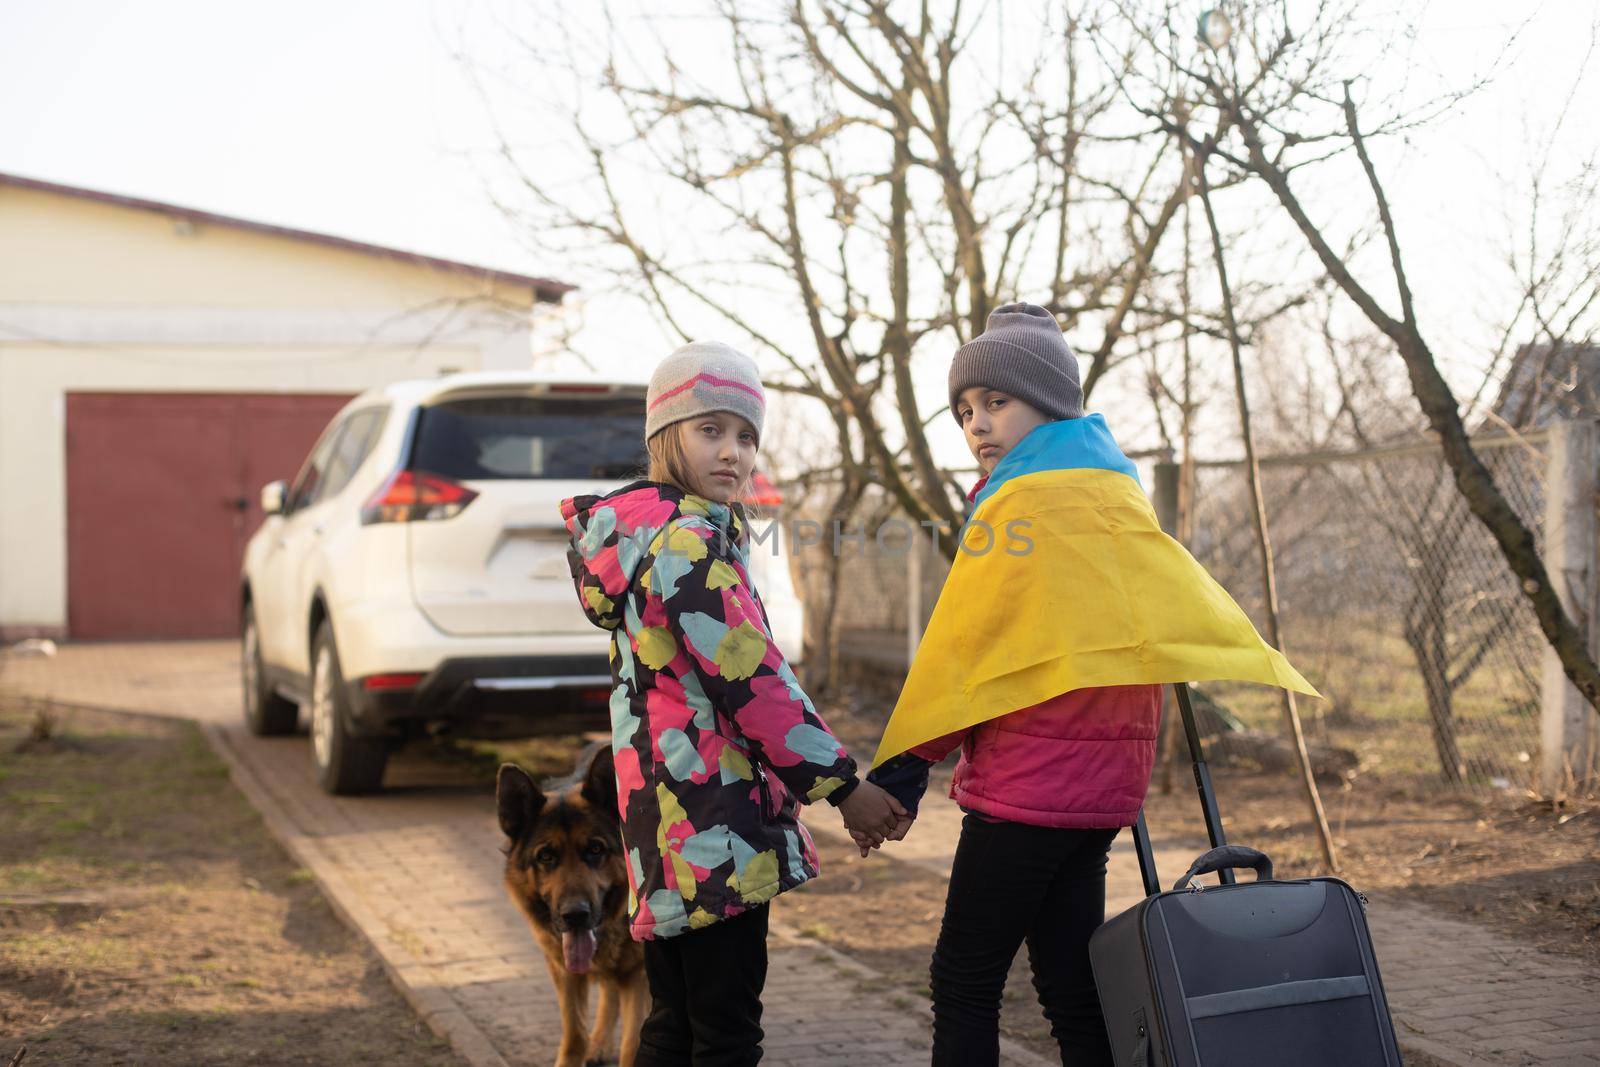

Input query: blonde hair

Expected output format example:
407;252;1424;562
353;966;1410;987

646;420;754;500
647;424;699;494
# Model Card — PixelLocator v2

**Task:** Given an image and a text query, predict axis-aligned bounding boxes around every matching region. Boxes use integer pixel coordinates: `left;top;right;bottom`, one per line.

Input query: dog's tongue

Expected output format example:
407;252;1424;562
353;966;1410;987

562;929;598;973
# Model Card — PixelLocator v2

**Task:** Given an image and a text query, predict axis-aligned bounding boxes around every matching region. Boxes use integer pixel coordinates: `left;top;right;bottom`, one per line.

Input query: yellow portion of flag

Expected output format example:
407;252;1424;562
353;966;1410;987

872;467;1317;767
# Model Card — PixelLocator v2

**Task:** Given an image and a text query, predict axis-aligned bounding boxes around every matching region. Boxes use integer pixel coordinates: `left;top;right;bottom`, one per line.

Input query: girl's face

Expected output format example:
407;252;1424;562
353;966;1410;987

678;411;759;503
955;386;1052;475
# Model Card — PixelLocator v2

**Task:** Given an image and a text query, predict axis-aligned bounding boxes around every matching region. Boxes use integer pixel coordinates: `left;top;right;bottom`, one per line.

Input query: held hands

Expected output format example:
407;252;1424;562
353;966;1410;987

836;780;910;858
849;812;915;857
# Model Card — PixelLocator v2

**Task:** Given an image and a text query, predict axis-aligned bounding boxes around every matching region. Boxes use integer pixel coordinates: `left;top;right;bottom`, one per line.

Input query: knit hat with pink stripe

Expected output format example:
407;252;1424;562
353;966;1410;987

645;341;766;443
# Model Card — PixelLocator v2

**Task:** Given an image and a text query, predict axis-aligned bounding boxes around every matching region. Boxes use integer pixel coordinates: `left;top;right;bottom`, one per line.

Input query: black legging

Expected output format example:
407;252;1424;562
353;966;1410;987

929;815;1118;1066
635;903;769;1067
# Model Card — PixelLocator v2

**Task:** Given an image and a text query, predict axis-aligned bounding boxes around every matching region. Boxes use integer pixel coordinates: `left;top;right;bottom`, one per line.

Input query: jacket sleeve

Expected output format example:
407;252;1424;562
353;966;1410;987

650;518;858;804
910;729;967;763
865;752;932;816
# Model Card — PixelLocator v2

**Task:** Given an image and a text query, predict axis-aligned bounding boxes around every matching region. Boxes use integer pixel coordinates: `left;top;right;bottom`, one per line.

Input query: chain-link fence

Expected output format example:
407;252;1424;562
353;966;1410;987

1184;432;1555;796
785;488;952;681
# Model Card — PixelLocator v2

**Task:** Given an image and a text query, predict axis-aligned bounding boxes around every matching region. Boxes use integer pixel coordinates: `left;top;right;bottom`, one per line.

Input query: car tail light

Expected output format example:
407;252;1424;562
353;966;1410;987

361;672;424;691
360;470;478;524
743;470;784;507
577;686;611;703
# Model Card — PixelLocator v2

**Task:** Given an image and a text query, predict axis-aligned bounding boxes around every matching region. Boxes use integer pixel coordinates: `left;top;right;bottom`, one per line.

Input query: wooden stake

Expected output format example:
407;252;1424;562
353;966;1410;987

1188;127;1340;872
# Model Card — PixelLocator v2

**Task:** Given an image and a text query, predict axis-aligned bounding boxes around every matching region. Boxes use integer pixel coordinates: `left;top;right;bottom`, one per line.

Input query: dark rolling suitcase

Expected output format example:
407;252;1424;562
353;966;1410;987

1090;684;1402;1066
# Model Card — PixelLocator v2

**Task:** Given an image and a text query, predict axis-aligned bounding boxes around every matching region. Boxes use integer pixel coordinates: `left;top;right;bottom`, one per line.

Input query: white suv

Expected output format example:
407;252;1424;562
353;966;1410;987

239;371;804;794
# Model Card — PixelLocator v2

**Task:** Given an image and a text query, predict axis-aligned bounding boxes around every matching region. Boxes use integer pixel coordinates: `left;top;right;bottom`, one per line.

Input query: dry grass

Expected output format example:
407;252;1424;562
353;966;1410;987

0;702;465;1066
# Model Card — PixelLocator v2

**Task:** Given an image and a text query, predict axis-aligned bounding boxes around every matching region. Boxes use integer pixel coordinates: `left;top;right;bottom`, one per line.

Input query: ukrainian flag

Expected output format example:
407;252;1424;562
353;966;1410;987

872;414;1317;767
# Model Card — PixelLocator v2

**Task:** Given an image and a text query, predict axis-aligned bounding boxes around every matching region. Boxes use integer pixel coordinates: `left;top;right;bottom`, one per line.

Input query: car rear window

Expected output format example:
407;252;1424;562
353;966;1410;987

410;395;648;480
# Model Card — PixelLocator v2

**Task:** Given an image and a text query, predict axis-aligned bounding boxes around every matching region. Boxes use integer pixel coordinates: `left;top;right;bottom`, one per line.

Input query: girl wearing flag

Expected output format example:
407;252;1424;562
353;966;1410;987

867;304;1315;1066
561;341;906;1067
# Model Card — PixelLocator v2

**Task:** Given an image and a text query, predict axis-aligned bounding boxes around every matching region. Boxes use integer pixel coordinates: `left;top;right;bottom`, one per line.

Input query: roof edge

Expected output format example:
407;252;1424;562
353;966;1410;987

0;170;574;303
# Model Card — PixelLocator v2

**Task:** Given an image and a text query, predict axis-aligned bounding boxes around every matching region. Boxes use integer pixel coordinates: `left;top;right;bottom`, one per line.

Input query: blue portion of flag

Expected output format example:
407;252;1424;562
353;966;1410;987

973;413;1141;510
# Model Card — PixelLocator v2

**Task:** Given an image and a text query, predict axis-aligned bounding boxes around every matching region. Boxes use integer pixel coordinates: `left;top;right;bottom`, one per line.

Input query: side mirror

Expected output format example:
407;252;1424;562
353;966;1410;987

260;480;288;516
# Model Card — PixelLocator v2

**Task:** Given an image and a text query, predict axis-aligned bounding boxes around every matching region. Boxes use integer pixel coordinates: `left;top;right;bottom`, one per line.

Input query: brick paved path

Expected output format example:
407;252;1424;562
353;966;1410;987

5;640;1599;1065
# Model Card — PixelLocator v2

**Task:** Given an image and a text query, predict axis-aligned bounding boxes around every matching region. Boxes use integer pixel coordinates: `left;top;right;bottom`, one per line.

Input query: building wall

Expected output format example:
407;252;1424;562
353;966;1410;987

0;182;543;636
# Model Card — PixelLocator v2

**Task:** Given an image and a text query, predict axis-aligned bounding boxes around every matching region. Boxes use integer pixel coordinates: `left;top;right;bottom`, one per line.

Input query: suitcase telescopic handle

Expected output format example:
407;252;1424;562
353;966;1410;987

1131;682;1236;897
1172;844;1274;890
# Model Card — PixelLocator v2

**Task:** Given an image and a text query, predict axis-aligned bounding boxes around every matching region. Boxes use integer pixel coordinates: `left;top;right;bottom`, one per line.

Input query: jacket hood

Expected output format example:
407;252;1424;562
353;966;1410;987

560;480;745;631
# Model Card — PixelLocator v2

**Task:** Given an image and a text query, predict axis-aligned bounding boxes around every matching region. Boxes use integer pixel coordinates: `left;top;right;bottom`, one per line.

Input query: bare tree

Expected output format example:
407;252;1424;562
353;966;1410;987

481;1;1195;550
1120;1;1600;715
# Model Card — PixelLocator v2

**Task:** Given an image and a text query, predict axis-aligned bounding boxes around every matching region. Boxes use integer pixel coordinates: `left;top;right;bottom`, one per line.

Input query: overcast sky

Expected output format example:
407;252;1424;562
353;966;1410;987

3;0;1595;466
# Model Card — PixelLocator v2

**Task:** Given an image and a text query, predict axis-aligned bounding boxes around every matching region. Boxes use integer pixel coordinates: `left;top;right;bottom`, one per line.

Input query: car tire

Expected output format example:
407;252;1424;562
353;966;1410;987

309;621;389;795
242;603;298;736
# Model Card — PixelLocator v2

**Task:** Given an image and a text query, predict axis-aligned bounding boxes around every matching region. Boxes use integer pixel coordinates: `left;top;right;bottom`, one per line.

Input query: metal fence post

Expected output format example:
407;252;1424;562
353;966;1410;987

1540;417;1600;794
1153;455;1180;536
1152;454;1181;793
906;527;924;669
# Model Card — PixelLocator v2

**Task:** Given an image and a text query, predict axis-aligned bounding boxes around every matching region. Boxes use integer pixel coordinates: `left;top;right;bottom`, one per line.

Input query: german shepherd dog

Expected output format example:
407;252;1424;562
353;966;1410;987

498;744;645;1067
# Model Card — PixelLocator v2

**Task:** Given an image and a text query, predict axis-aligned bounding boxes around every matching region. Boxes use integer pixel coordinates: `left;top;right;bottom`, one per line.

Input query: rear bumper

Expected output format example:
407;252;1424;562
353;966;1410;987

345;652;614;737
335;592;608;678
413;653;612;707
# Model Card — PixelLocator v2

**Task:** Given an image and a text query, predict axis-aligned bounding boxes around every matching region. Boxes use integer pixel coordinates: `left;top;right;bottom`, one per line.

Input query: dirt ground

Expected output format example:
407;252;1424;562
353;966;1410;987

0;701;466;1067
1148;770;1600;965
816;684;1600;961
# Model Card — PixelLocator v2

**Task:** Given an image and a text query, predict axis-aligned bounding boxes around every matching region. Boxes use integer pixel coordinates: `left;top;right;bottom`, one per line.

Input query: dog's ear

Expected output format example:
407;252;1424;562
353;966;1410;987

496;763;546;841
580;745;617;813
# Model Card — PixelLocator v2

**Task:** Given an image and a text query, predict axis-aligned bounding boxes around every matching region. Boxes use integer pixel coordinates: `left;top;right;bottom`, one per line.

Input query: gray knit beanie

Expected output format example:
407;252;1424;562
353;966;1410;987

948;303;1083;423
646;341;766;442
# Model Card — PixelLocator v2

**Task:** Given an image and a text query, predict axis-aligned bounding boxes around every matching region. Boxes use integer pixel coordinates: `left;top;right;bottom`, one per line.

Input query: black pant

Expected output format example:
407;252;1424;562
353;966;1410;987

635;904;769;1067
930;816;1119;1067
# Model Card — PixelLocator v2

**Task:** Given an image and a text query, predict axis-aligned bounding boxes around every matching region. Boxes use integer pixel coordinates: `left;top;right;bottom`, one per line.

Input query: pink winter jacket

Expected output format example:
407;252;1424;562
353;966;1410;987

907;472;1163;828
909;684;1162;829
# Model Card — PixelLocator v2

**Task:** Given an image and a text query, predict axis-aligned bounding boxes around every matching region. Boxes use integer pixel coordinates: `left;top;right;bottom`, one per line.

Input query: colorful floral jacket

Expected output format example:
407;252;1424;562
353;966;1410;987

561;481;858;940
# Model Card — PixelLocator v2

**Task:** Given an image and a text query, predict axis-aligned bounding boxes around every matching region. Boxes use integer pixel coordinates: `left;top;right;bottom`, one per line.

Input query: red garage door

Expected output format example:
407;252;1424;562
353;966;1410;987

66;392;355;639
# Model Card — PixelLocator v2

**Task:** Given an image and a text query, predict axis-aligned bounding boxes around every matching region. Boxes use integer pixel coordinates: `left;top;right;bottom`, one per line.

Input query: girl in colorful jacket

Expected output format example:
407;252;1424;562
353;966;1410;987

562;341;906;1067
869;304;1163;1067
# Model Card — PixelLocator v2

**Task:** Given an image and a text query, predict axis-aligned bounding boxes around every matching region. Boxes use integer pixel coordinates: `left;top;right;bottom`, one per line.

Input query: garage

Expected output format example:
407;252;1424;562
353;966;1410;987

66;392;353;639
1;172;569;642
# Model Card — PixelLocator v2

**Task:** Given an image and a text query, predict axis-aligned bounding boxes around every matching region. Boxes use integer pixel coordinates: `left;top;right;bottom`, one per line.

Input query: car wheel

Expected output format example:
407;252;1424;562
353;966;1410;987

242;603;298;735
309;622;389;795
